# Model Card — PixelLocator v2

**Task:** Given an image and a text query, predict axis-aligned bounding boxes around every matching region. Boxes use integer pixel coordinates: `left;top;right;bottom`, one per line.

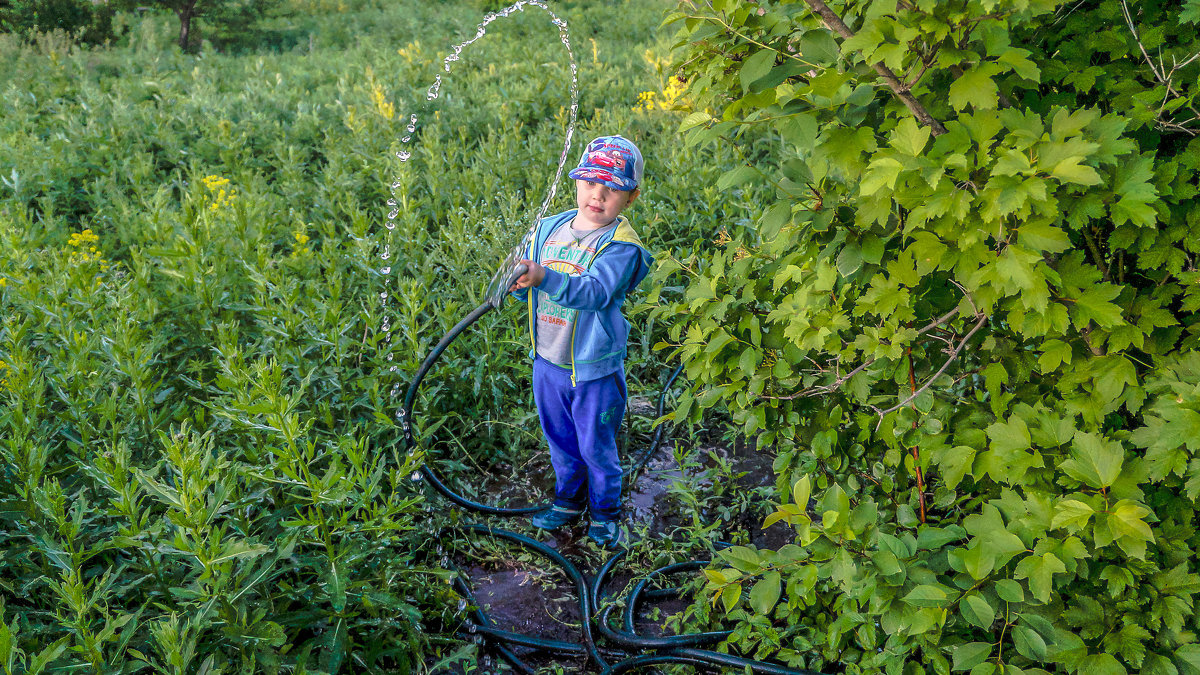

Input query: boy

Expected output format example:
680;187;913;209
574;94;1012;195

508;135;653;548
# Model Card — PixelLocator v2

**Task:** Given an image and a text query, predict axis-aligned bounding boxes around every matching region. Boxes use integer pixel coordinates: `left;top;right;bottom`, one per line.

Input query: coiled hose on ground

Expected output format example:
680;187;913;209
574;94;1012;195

401;266;825;674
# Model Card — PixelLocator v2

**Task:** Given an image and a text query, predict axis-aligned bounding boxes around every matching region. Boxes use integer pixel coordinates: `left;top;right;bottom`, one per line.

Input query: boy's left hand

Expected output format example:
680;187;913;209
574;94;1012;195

509;260;545;291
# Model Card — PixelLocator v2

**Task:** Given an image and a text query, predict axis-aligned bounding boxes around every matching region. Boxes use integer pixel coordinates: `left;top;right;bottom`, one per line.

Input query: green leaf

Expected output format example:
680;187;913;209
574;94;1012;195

953;642;992;671
1038;339;1073;372
836;244;864;276
1013;624;1048;661
961;593;995;629
986;415;1031;454
1014;552;1067;604
749;571;781;614
1071;284;1124;328
1108;499;1156;544
740;49;777;91
720;582;742;613
995;579;1024;603
1081;653;1128;675
1059;432;1124;489
948;63;1002;111
717;165;759;191
891;117;930;156
719;546;764;573
1176;643;1200;675
328;561;347;612
791;475;812;506
1019;222;1071;254
1182;0;1200;23
678;111;711;133
1050;157;1103;185
860;156;905;196
1051;499;1095;531
903;584;950;607
799;29;840;64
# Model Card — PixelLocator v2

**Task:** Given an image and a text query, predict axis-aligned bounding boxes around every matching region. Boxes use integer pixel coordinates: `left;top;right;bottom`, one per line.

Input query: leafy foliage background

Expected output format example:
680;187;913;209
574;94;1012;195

656;0;1200;673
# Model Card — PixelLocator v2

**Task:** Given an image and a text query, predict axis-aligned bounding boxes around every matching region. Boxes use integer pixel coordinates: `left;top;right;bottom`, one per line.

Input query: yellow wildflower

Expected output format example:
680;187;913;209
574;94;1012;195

201;175;230;191
202;175;237;211
371;83;395;120
290;229;312;258
66;228;110;270
398;41;421;63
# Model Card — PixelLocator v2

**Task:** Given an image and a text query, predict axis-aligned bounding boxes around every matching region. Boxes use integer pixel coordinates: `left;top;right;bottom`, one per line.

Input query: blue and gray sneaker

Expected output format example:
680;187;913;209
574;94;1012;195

587;519;626;549
531;505;583;531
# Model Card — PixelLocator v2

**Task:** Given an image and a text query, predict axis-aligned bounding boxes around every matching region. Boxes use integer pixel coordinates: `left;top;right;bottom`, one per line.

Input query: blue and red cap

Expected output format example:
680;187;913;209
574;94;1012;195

568;135;644;191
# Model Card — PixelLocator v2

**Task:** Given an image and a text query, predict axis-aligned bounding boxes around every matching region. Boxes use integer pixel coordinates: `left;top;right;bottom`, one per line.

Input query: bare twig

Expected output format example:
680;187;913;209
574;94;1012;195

1120;0;1200;135
800;0;948;136
1082;226;1110;281
871;312;988;428
759;307;963;401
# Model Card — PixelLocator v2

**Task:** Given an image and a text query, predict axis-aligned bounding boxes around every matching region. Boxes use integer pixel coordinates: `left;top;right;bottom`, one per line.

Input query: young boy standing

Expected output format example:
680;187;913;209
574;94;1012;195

509;135;652;548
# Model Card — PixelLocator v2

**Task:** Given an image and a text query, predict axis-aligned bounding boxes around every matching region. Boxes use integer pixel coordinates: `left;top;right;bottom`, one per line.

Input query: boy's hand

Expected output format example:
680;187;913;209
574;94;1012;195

509;260;545;291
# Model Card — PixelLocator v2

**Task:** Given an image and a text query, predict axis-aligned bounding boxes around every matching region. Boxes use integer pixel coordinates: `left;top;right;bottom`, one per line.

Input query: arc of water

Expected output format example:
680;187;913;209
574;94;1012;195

377;0;581;412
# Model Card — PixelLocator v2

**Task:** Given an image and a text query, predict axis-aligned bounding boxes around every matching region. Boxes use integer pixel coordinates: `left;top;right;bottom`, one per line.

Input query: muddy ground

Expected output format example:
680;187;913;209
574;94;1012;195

428;397;793;674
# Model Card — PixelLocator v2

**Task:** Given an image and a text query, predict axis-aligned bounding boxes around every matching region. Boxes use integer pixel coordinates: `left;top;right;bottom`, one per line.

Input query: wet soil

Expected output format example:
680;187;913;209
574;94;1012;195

430;398;793;673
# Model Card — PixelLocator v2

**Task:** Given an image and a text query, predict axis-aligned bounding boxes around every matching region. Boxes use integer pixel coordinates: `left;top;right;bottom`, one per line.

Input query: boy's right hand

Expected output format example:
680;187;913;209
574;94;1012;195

508;260;545;291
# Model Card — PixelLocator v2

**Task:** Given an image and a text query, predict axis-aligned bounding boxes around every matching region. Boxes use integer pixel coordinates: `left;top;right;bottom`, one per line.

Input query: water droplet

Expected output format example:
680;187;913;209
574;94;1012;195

385;220;396;230
457;598;468;611
410;471;423;481
381;266;391;274
387;198;397;207
396;150;411;161
380;292;388;300
388;209;399;219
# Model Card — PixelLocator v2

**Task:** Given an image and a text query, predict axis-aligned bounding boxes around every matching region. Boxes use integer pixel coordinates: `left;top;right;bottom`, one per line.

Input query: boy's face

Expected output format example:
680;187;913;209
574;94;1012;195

574;179;639;229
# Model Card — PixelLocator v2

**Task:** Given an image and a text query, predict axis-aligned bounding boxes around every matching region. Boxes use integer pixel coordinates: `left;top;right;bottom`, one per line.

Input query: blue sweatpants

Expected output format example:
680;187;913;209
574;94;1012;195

533;357;626;522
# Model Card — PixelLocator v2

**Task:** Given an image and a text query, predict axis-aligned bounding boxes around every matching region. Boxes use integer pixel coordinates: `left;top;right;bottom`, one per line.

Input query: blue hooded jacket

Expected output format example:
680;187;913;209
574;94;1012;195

516;209;653;385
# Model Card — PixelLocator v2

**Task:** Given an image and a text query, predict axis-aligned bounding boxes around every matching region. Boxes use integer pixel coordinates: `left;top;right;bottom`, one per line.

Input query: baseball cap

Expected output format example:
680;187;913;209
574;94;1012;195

568;135;644;191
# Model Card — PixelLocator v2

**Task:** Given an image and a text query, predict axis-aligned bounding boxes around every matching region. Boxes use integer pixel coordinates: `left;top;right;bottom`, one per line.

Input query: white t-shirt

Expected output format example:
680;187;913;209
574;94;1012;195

535;217;617;365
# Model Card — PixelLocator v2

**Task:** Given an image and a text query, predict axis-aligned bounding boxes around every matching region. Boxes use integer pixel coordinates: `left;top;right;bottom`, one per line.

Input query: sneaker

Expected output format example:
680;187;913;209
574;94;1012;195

587;519;626;549
532;506;583;531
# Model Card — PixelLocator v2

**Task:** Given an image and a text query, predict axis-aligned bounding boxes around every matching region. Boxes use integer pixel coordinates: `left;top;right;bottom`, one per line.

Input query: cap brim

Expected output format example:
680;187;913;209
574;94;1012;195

569;167;637;191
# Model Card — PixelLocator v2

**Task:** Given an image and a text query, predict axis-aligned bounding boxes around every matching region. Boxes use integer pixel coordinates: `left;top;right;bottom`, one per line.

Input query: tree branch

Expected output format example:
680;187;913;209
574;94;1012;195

759;306;962;401
801;0;948;136
871;312;988;428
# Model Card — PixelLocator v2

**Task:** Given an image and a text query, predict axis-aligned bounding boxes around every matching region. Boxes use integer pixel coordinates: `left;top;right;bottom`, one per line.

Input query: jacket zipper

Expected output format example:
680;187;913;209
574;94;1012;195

568;240;613;387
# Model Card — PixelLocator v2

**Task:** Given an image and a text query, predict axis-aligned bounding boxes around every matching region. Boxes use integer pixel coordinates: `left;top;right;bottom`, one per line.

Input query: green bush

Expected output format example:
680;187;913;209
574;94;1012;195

655;0;1200;673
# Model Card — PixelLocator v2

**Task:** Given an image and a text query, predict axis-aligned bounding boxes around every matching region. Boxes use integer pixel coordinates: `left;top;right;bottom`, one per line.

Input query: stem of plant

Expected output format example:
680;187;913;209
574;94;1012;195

906;347;927;524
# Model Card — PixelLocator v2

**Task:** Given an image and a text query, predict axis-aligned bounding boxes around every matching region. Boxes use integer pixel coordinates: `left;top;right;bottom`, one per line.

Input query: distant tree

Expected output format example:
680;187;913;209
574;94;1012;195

130;0;281;51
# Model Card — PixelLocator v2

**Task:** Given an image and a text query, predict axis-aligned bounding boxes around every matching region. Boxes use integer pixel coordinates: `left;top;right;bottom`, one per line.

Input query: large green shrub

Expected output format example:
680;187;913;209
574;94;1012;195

655;0;1200;672
0;0;751;668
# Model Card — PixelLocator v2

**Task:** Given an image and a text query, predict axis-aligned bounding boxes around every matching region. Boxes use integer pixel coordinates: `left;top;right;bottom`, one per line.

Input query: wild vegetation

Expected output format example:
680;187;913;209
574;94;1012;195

660;0;1200;673
7;0;1200;672
0;0;741;670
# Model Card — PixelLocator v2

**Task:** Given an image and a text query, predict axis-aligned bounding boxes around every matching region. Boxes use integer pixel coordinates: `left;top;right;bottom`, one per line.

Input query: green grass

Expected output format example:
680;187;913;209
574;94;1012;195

0;0;756;670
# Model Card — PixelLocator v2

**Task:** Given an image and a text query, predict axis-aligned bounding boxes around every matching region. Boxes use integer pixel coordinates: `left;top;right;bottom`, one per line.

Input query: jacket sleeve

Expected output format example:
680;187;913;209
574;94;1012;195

535;245;646;311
